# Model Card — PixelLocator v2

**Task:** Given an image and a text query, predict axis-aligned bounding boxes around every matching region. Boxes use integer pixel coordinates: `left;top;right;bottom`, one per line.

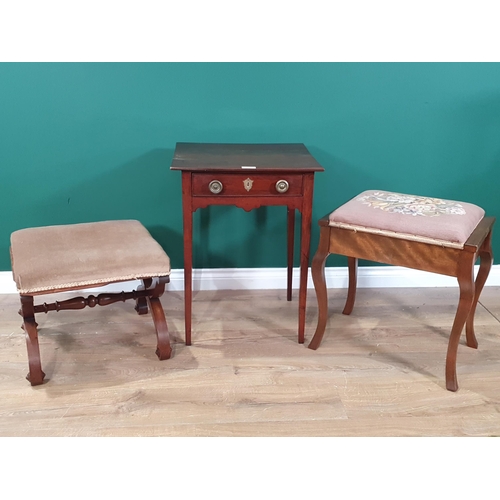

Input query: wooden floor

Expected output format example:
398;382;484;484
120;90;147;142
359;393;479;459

1;286;500;436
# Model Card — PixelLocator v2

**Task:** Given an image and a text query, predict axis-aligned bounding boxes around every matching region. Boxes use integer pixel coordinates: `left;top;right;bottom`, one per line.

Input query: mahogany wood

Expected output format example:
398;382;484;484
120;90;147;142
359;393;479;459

20;295;45;385
19;277;172;386
182;170;194;346
170;143;324;172
287;208;295;301
191;196;303;212
173;143;324;347
465;229;493;348
343;256;357;316
33;289;153;314
134;297;149;315
192;173;304;197
135;278;153;315
147;277;172;360
297;173;314;343
308;213;495;392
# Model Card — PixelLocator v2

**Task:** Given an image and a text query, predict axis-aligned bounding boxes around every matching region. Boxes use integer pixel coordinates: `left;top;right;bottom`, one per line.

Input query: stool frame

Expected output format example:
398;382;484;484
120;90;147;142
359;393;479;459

19;277;172;386
308;214;495;392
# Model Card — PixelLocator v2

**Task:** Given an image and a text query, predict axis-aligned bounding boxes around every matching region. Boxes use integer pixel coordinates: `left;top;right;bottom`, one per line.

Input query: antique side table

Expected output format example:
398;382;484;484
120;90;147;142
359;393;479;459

170;142;324;346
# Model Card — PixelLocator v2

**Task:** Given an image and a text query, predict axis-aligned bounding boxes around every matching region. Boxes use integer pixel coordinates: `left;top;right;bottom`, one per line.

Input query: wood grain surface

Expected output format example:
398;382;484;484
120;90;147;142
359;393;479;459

1;287;500;436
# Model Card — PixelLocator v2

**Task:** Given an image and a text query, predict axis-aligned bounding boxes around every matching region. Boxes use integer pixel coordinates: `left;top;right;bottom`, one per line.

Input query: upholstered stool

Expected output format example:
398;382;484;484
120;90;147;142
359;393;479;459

308;190;495;391
10;220;172;386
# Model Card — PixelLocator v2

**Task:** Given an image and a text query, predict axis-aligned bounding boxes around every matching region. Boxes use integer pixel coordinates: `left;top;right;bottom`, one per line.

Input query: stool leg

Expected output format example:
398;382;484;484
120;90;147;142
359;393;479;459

308;226;331;350
342;257;358;315
135;278;152;315
465;231;493;349
446;256;475;392
149;297;172;360
20;295;45;386
147;278;172;360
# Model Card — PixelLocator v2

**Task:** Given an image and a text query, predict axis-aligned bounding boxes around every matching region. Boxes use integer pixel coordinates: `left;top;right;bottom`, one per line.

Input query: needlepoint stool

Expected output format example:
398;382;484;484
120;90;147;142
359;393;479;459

10;220;173;386
308;190;495;391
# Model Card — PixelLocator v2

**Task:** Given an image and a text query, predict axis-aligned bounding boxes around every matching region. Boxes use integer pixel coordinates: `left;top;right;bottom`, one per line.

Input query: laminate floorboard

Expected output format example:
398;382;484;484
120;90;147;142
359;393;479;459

1;287;500;436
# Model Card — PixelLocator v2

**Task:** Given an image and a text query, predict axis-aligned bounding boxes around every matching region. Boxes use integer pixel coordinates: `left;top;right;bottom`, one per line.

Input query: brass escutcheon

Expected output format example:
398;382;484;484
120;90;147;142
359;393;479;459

243;178;253;192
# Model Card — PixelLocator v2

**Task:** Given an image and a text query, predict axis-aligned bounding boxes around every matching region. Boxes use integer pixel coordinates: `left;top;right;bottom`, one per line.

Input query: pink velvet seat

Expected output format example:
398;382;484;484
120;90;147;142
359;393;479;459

308;190;495;391
10;220;173;386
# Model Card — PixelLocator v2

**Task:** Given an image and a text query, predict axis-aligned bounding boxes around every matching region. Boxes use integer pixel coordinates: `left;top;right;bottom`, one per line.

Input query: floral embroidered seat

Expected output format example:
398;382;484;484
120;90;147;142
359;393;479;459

328;190;485;247
308;190;495;391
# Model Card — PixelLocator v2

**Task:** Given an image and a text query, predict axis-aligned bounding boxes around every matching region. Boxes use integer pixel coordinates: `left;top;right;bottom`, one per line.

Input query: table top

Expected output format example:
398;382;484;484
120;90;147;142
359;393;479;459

170;143;325;172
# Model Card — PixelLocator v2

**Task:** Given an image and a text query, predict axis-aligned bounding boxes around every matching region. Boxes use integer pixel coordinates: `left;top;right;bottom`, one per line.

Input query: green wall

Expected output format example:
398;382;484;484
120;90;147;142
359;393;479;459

1;63;499;271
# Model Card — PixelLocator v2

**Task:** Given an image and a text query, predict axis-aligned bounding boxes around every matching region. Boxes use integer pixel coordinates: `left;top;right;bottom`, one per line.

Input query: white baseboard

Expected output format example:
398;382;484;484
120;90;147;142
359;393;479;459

1;265;500;294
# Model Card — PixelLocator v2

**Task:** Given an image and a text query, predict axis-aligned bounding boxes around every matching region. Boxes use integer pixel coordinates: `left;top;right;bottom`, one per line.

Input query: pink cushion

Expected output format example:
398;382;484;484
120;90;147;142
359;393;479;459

329;190;485;248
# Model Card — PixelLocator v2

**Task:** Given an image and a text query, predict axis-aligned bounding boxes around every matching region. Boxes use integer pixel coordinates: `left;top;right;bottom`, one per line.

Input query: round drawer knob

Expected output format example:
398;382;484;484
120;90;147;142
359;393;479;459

275;180;289;193
209;180;223;194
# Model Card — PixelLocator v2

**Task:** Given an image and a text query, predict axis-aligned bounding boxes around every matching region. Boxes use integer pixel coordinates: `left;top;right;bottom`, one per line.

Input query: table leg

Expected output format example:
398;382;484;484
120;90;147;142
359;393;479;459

298;174;314;344
182;172;193;346
287;207;295;301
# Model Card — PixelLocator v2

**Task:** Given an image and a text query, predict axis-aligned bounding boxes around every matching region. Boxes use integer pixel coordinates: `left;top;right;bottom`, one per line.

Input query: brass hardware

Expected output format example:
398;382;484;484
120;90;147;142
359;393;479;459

209;180;223;194
243;178;253;192
275;180;289;193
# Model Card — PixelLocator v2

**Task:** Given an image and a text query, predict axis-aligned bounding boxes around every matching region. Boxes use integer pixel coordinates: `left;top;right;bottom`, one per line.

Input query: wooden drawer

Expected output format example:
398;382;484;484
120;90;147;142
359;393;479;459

191;173;303;197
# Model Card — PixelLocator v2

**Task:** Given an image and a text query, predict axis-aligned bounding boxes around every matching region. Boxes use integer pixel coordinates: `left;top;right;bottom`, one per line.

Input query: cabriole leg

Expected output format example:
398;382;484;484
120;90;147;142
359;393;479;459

465;231;493;349
446;256;475;391
308;226;331;350
342;256;358;315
